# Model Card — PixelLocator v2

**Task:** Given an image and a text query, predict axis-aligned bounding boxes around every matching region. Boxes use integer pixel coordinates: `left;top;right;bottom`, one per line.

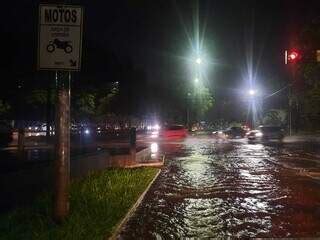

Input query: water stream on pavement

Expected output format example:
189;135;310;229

120;138;320;238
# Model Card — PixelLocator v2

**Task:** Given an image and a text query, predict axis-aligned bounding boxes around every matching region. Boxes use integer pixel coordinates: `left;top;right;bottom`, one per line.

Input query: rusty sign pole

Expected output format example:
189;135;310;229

53;71;71;222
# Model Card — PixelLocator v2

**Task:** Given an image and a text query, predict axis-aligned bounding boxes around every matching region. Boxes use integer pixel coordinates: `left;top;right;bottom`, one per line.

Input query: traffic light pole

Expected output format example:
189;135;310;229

53;71;71;223
289;62;297;136
288;83;292;136
285;50;298;136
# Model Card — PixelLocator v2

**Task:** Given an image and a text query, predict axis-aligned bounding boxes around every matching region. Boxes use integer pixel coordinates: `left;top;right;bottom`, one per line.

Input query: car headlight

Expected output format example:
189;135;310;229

255;131;263;137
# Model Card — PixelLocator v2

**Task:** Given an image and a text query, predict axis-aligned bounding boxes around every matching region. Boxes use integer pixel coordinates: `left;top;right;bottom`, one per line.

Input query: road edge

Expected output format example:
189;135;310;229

108;167;162;240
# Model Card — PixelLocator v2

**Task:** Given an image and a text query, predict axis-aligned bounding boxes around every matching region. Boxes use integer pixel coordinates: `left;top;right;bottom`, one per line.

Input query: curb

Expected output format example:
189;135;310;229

109;168;162;240
125;154;165;169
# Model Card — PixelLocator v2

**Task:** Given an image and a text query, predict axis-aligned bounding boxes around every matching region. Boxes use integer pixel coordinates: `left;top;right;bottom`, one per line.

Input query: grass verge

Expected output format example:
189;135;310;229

0;167;158;240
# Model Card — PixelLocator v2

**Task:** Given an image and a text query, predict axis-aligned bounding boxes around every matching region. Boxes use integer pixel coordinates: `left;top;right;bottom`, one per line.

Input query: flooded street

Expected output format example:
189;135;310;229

120;137;320;238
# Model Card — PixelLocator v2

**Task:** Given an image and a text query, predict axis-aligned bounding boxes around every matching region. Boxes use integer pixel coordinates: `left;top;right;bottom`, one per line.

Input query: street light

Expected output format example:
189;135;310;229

196;57;202;65
194;77;199;84
249;89;256;96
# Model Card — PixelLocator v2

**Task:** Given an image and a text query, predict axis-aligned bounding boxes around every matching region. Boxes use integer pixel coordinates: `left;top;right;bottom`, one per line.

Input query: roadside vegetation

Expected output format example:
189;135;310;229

0;167;158;240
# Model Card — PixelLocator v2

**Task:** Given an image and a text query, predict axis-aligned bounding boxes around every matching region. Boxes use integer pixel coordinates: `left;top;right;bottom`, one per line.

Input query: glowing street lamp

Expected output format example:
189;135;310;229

196;57;202;65
248;89;256;96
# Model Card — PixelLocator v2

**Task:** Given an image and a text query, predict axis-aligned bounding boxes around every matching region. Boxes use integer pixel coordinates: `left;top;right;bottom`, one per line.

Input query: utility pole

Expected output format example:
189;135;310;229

53;71;71;222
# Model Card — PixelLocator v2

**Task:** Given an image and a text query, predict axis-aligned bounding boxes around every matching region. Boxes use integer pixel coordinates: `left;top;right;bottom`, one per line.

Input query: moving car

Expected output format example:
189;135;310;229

224;126;247;139
160;125;187;138
247;126;284;141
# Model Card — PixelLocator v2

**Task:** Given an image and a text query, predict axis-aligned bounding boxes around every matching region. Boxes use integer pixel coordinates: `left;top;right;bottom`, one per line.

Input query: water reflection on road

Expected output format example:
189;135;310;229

120;137;320;238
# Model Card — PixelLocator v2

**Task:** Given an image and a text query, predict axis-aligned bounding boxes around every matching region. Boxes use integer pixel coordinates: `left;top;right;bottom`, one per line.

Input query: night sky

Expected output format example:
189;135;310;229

1;0;320;120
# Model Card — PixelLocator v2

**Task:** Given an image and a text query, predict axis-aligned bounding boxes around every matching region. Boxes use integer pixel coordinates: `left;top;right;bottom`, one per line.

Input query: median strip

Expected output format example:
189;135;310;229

0;167;159;240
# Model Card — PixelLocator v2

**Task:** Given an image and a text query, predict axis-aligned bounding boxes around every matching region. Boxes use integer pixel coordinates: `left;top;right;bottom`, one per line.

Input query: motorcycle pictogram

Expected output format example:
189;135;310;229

46;39;73;54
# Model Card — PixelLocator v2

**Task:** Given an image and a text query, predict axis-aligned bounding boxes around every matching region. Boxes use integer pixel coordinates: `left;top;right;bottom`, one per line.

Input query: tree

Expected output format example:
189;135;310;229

263;109;287;126
73;92;96;122
190;85;215;120
295;19;320;130
302;86;320;129
0;100;10;117
71;81;120;123
96;86;119;120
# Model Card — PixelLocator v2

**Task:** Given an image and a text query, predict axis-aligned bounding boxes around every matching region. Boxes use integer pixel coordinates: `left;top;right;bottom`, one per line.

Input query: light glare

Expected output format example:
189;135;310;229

249;89;256;96
151;142;158;154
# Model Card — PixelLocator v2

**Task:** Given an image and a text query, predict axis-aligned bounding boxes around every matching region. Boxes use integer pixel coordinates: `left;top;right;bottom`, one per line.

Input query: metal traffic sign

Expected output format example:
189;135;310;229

38;4;83;71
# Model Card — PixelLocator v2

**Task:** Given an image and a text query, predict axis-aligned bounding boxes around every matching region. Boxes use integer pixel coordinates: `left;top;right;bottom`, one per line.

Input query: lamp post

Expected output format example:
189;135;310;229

186;92;191;130
248;89;257;129
186;53;206;130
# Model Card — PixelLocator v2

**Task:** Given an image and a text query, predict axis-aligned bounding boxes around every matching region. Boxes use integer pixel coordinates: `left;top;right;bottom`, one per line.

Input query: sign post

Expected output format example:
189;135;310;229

38;4;83;222
54;71;71;222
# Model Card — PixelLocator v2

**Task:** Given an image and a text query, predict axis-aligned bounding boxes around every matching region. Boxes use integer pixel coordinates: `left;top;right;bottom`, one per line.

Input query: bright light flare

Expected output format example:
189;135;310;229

196;57;202;65
255;131;263;137
151;142;158;154
249;89;256;96
153;124;160;130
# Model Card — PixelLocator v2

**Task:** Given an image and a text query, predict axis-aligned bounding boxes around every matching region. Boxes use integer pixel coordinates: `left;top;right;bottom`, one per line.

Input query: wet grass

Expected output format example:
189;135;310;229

0;167;158;240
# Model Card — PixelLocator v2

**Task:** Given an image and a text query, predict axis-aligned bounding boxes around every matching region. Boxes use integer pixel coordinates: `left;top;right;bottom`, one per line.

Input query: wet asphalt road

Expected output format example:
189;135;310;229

120;137;320;238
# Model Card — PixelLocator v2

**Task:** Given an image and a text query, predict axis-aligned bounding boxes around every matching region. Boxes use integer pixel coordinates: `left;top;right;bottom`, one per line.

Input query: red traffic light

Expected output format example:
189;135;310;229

289;52;297;60
288;51;298;60
285;50;301;64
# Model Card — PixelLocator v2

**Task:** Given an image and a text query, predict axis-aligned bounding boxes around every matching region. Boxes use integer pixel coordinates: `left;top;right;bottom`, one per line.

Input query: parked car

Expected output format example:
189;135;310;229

0;120;13;146
247;126;284;141
160;125;187;138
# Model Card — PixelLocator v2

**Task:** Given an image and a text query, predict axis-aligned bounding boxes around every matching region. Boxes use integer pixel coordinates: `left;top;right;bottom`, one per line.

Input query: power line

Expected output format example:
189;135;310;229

263;85;289;100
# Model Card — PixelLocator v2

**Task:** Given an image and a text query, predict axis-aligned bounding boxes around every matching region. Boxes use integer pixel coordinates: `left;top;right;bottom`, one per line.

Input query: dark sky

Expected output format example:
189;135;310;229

1;0;320;119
